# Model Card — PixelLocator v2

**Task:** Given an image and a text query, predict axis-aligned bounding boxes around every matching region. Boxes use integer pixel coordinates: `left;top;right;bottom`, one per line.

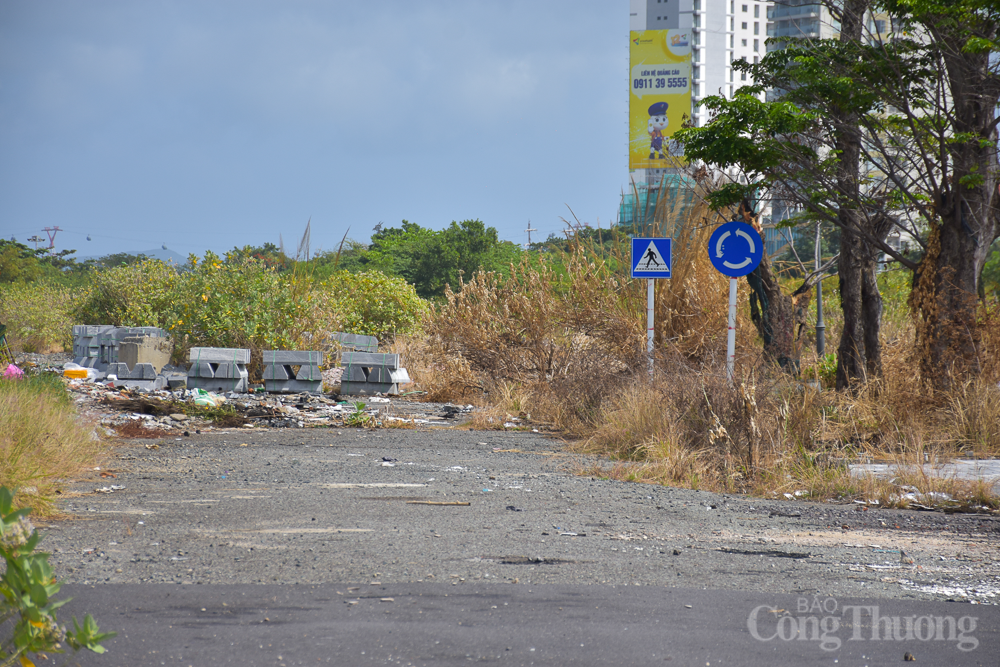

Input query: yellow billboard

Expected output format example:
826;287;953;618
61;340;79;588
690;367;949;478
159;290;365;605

629;30;691;170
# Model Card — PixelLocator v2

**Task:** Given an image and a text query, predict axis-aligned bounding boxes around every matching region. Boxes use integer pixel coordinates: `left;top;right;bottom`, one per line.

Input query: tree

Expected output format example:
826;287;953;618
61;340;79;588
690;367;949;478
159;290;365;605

676;0;1000;387
363;220;522;298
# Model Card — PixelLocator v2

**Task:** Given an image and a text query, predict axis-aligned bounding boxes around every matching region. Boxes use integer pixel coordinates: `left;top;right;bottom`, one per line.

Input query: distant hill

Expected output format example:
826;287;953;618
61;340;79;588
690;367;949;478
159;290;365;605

76;248;190;265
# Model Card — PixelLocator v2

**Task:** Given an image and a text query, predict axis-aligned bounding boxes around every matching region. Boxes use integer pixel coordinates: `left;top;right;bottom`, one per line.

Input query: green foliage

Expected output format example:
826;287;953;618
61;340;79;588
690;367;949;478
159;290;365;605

322;270;429;341
75;259;181;328
0;243;45;285
77;252;327;360
344;402;373;427
0;282;79;353
362;220;523;298
0;487;115;664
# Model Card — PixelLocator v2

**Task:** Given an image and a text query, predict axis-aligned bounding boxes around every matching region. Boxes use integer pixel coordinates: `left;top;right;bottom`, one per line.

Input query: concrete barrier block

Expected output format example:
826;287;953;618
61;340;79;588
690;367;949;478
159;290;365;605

263;364;291;380
263;350;324;365
107;363;130;378
295;364;321;381
367;366;393;383
187;375;248;393
214;362;248;379
340;352;399;369
339;380;398;396
188;347;250;364
114;376;168;391
187;362;216;378
264;378;323;394
343;365;368;382
389;368;411;384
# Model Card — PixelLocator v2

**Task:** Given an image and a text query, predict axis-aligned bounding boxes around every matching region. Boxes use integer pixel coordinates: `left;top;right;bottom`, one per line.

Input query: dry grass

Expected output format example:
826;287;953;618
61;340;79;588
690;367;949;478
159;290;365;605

0;374;107;514
399;175;1000;509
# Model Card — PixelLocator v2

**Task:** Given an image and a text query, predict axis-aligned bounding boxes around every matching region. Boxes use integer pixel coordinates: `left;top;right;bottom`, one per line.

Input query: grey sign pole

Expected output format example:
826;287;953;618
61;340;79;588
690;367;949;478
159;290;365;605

815;223;825;356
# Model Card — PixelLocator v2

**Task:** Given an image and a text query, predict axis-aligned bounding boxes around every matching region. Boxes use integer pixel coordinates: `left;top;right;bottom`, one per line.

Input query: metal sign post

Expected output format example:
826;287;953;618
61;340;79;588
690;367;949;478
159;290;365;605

707;221;763;386
631;238;672;380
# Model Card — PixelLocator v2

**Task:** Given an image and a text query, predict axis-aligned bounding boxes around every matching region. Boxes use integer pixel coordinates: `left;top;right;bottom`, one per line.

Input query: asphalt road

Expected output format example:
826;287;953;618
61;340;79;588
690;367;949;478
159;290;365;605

47;583;1000;666
33;427;1000;665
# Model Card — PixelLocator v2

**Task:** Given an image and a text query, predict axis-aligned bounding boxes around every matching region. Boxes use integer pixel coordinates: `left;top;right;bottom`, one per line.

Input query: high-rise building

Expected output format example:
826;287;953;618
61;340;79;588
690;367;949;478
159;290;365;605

630;0;772;128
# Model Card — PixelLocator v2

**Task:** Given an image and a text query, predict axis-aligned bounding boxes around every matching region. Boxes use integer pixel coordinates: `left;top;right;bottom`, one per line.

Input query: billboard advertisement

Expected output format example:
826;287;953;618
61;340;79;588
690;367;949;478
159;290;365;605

629;29;691;170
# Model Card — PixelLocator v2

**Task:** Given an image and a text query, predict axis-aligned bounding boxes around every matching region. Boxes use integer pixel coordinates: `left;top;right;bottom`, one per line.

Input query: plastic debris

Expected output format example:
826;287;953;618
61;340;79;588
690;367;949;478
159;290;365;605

3;364;24;379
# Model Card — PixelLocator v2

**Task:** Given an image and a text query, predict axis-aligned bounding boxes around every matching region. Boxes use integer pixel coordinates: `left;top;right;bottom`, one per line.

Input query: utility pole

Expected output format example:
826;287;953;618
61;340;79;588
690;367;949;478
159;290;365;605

27;235;44;250
524;221;538;248
815;222;825;356
43;226;62;256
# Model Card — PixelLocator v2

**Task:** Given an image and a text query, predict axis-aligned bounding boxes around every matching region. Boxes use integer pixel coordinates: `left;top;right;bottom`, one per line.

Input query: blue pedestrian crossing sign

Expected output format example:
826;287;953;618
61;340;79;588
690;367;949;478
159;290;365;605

708;221;763;278
631;238;672;278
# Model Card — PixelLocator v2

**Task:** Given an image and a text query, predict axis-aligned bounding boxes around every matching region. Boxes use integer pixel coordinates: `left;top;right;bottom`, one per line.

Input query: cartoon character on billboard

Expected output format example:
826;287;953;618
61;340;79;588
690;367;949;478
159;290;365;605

647;101;669;160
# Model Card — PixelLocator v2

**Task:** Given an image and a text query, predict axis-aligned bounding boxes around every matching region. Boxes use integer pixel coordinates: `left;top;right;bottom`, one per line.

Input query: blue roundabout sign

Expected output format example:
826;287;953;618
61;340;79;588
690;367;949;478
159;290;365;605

708;221;763;278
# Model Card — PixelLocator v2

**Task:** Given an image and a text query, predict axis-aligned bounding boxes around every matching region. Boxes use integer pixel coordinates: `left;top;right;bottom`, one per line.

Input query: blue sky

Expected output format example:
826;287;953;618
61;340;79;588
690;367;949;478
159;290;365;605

0;1;629;259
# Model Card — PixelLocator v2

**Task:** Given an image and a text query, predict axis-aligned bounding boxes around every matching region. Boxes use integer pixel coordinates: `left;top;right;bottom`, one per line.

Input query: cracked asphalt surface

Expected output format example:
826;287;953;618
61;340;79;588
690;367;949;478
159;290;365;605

34;427;1000;665
45;428;999;599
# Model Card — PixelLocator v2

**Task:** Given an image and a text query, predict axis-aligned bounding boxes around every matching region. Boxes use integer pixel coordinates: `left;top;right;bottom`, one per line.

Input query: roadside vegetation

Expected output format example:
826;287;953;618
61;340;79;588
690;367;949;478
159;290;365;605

1;1;998;511
0;374;107;515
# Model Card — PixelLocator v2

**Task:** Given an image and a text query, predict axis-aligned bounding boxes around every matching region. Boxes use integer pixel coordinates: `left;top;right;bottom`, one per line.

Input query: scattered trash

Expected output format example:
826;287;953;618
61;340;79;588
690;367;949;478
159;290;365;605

3;364;24;379
94;485;125;493
506;506;522;512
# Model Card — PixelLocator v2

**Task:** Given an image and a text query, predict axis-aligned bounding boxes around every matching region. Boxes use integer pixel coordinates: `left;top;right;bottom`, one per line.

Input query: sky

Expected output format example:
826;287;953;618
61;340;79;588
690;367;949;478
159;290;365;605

0;1;629;260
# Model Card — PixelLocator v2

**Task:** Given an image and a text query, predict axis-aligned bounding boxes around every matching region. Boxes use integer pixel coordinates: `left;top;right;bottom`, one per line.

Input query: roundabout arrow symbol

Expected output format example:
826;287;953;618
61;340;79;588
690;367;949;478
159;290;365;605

715;230;731;258
723;257;752;270
735;228;756;254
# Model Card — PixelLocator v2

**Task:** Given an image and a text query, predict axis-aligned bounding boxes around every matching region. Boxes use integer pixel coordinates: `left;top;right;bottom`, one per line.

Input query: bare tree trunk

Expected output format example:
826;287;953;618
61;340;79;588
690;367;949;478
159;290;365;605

836;226;867;389
832;0;880;392
743;204;798;371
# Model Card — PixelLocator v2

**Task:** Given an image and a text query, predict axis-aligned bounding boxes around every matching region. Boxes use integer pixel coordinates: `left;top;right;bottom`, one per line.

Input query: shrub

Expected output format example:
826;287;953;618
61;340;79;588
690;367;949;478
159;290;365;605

0;282;79;353
322;270;429;342
76;252;335;375
1;487;114;663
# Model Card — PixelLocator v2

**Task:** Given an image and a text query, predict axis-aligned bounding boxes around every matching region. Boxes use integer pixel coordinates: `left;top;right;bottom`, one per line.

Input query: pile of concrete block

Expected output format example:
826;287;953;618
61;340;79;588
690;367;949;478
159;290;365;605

263;350;324;394
340;351;411;396
187;347;250;393
72;325;168;371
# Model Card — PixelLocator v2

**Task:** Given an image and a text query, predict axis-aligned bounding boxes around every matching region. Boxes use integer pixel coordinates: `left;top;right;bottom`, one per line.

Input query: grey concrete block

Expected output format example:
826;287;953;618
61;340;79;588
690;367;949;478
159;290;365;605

330;332;378;353
367;366;393;383
264;378;323;394
187;362;216;378
114;376;168;391
295;364;321;381
187;375;249;393
263;350;324;365
340;352;399;369
263;364;291;380
107;362;156;379
389;368;411;384
343;365;368;382
213;362;248;379
188;347;251;364
107;363;130;378
339;380;398;396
